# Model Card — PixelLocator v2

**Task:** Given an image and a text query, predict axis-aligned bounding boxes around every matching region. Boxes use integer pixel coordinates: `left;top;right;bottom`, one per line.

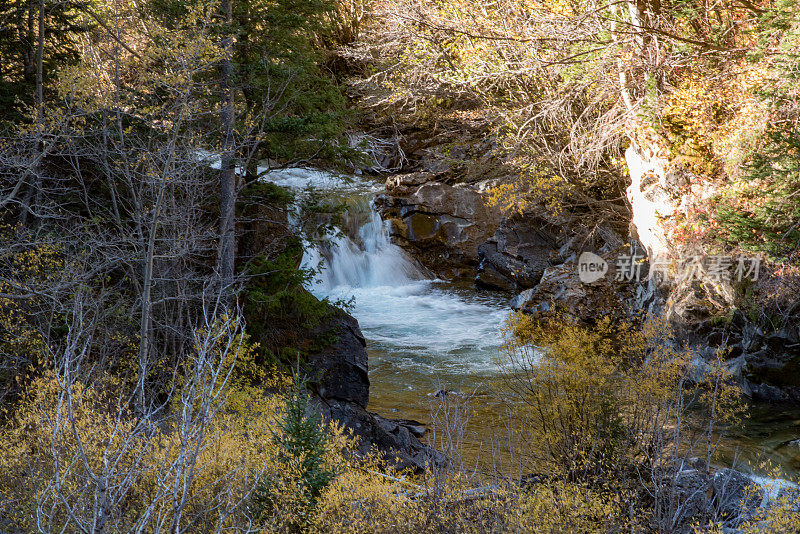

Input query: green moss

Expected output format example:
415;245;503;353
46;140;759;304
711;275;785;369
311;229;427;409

239;181;295;207
242;238;337;370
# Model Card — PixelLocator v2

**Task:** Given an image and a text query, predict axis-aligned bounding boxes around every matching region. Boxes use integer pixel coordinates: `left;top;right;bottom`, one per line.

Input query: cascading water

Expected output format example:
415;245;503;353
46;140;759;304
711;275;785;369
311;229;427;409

303;208;424;290
262;167;509;418
299;187;509;376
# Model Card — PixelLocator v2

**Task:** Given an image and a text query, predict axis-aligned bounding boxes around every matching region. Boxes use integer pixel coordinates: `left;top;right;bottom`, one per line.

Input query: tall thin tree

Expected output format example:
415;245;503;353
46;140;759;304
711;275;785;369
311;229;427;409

219;0;236;295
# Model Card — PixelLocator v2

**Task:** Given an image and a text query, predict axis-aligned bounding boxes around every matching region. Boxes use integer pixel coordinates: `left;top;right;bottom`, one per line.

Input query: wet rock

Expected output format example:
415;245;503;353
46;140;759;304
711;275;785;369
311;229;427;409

475;213;562;290
311;396;444;472
712;468;764;525
510;288;536;311
306;307;369;408
378;175;501;278
392;418;427;438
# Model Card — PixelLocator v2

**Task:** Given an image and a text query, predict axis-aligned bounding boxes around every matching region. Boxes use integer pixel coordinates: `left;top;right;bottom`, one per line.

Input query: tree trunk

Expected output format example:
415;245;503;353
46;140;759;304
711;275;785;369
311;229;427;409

36;0;44;119
20;0;45;230
136;185;165;413
219;0;236;294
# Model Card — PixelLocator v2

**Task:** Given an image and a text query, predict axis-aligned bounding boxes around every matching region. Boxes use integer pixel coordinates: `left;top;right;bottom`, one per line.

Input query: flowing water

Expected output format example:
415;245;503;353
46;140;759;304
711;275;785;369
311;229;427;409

262;166;800;478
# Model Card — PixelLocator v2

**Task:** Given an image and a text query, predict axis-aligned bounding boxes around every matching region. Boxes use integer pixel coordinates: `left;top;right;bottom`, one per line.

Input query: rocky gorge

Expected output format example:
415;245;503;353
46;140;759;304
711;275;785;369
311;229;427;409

370;148;800;406
254;110;800;529
281;157;800;530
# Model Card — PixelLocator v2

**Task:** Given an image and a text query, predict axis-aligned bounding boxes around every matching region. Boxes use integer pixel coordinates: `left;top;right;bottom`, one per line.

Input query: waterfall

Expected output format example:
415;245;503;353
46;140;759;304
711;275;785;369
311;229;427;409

262;166;508;372
305;208;425;291
260;167;800;480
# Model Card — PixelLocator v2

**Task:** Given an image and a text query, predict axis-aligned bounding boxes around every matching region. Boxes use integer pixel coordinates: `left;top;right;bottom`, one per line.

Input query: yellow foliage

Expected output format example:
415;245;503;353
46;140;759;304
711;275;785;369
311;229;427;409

0;229;63;407
486;167;570;217
499;313;744;493
0;332;790;532
662;61;772;179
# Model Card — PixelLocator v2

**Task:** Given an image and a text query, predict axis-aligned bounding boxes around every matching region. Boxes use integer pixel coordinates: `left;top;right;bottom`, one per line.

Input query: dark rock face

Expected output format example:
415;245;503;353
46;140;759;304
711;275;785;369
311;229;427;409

712;468;764;525
509;256;634;323
307;305;442;472
377;172;501;279
475;213;562;290
311;396;445;472
496;216;633;322
306;308;370;407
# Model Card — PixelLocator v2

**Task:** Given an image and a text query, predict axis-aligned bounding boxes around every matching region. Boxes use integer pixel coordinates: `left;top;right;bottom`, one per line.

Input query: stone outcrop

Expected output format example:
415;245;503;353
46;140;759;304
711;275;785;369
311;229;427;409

475;209;629;292
488;210;634;321
625;143;800;403
475;213;562;290
376;172;501;278
311;396;445;472
306;309;370;407
308;304;442;472
510;257;632;322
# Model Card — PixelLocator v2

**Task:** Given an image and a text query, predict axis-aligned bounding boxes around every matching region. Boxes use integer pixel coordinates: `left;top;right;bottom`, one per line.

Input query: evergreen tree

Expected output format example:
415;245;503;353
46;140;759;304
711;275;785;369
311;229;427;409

255;368;335;529
0;0;90;122
146;0;350;169
714;1;800;261
233;0;349;166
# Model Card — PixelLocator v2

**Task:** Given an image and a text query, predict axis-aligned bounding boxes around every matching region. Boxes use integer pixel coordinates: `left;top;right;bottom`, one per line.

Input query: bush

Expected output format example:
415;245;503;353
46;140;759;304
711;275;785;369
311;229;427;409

499;314;745;530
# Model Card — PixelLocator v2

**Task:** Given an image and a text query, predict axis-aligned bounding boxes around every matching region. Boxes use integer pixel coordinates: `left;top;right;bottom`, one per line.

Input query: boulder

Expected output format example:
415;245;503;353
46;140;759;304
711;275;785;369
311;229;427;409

377;174;501;278
305;305;444;472
712;468;764;525
475;213;562;290
306;308;370;408
311;396;445;472
671;468;713;529
510;258;630;322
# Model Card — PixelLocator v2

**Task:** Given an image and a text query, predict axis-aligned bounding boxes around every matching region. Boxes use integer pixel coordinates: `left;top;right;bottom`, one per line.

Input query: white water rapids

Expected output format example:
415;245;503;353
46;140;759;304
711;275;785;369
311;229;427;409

280;170;510;377
260;167;509;418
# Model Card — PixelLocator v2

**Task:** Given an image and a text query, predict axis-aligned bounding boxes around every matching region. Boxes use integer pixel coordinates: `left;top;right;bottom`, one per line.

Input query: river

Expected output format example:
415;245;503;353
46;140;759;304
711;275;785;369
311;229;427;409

263;166;800;479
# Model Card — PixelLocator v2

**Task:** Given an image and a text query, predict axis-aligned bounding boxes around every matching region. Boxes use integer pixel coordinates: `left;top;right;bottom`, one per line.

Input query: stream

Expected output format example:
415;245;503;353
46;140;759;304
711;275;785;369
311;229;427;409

263;167;800;479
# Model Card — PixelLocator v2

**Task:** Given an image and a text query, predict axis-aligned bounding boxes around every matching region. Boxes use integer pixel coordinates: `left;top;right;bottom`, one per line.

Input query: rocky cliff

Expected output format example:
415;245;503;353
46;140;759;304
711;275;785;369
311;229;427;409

624;142;800;402
307;307;444;471
373;135;800;402
376;172;501;279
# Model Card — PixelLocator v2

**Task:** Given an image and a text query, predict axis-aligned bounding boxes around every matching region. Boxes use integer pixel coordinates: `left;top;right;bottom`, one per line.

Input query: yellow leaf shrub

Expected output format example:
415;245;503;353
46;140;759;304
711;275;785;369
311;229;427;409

661;61;772;180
